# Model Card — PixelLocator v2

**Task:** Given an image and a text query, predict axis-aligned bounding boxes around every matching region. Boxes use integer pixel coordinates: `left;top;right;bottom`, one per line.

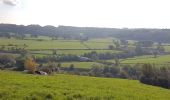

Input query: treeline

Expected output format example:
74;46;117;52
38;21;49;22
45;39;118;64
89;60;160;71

69;64;170;89
83;51;136;60
140;64;170;88
1;24;170;42
37;54;81;62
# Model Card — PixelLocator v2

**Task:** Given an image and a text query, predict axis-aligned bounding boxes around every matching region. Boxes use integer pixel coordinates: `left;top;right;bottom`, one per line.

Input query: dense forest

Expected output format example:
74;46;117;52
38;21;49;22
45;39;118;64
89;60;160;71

1;24;170;42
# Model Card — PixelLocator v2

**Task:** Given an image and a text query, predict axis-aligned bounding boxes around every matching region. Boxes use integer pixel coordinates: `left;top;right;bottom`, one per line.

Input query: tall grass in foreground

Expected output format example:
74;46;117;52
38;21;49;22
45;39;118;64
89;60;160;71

0;71;170;100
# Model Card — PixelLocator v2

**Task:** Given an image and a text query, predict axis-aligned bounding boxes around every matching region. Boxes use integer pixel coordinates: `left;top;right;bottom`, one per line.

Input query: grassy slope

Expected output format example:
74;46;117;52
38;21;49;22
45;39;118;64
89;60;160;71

121;55;170;64
0;71;170;100
62;62;103;69
107;55;170;65
0;38;86;49
164;46;170;52
0;38;115;50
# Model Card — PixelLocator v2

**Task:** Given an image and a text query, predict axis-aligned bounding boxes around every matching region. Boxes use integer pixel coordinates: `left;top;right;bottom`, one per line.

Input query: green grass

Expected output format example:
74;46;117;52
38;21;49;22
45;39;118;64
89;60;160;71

0;38;87;50
0;37;122;50
122;55;170;64
87;38;114;43
164;45;170;52
61;62;103;69
84;42;113;49
0;71;170;100
24;35;52;40
106;55;170;65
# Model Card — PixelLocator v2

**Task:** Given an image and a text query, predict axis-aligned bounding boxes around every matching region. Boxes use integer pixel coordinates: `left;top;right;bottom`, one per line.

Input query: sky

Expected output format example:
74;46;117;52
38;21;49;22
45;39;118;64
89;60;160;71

0;0;170;28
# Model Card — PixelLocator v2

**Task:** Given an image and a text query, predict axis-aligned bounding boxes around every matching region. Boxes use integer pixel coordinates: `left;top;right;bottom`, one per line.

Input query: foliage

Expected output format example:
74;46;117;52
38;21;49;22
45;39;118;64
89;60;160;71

108;45;115;50
0;54;16;68
140;64;170;88
24;57;38;73
136;41;154;47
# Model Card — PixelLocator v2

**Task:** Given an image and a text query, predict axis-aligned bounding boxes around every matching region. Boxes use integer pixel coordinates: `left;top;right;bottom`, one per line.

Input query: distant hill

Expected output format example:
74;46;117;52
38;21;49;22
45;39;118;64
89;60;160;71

1;24;170;42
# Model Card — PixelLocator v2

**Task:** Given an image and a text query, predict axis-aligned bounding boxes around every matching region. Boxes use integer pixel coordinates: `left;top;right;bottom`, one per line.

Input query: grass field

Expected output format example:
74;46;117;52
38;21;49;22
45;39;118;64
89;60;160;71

164;46;170;52
0;71;170;100
122;55;170;64
106;55;170;65
61;62;103;69
0;37;119;51
83;42;113;49
87;38;114;43
0;38;86;49
0;37;122;58
0;38;115;50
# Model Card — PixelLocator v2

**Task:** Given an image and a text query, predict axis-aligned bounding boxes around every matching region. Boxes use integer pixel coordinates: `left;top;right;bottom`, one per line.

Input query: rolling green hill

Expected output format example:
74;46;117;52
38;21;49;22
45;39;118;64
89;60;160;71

106;55;170;65
0;71;170;100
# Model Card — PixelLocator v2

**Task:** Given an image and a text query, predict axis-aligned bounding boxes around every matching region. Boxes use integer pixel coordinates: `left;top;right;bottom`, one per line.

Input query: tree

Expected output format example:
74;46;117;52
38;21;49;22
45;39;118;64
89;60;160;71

114;41;120;49
157;44;165;53
90;65;103;77
108;45;115;50
47;62;57;74
120;40;128;46
69;64;75;71
141;64;154;78
56;63;61;72
52;36;58;40
31;34;38;38
0;54;16;68
137;41;153;47
90;51;99;60
153;51;158;58
0;45;5;50
110;66;120;76
115;58;120;66
16;56;25;71
140;64;170;88
135;45;143;55
52;49;57;55
24;57;38;73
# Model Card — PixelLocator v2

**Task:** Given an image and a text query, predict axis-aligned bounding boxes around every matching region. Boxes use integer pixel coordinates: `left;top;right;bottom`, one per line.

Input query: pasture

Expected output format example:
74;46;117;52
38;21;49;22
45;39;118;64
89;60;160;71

0;71;170;100
1;36;170;68
61;62;103;69
106;55;170;65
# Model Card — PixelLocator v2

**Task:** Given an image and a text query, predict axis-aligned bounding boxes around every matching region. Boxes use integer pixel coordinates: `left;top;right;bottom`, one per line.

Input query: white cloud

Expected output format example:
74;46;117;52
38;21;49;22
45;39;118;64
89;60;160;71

0;0;19;6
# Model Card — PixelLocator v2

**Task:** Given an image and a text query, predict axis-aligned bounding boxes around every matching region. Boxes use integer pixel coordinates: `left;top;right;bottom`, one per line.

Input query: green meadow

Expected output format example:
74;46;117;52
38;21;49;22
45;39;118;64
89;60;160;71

0;38;86;49
0;38;115;50
61;62;103;69
0;71;170;100
106;55;170;65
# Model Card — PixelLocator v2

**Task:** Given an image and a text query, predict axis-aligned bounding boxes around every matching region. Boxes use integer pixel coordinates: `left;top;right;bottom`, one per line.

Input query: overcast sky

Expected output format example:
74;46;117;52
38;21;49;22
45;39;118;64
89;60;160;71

0;0;170;28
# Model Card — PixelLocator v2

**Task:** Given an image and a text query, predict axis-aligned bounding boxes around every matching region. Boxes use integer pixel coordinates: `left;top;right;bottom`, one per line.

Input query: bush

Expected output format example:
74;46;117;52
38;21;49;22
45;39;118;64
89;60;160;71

68;64;75;71
140;64;170;88
119;71;129;79
0;54;16;68
24;57;38;73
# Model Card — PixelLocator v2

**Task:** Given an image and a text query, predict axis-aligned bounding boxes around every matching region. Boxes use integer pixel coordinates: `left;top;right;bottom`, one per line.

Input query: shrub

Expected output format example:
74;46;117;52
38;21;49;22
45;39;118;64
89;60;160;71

24;57;38;73
140;64;170;88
